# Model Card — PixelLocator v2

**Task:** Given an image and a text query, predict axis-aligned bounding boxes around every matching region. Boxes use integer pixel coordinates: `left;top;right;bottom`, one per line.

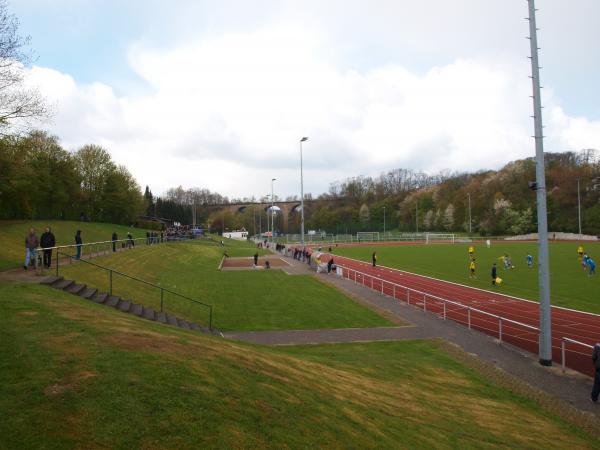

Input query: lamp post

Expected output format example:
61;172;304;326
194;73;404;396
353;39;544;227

577;179;582;236
300;137;308;247
467;193;472;234
415;202;419;233
383;206;386;237
271;178;276;244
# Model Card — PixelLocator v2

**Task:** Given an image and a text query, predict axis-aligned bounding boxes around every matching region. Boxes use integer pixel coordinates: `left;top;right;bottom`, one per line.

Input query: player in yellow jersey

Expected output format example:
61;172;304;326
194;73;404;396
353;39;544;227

469;258;476;278
468;245;475;259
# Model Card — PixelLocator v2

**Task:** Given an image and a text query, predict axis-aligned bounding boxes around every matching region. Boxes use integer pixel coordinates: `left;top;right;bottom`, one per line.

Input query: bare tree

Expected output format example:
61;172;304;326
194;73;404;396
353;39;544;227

0;0;48;133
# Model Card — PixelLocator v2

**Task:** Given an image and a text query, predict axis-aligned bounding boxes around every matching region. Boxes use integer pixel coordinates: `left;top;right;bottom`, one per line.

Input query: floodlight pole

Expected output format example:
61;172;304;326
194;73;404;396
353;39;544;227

467;193;472;234
271;178;276;245
527;0;552;366
415;202;418;234
300;137;308;247
383;206;386;236
577;179;582;236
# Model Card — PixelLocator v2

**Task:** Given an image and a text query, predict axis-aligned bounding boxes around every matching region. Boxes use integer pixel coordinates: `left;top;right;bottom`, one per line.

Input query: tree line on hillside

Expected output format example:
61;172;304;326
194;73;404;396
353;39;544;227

304;150;600;236
0;131;144;224
151;150;599;236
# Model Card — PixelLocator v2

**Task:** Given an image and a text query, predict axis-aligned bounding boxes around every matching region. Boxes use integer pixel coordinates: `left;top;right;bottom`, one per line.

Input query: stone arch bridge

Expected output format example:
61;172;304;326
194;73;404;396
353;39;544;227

216;200;307;231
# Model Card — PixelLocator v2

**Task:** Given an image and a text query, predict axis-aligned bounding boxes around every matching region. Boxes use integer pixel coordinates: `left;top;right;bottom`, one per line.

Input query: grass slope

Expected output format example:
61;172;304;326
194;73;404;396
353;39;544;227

1;282;597;449
0;220;150;270
333;241;600;314
58;240;392;331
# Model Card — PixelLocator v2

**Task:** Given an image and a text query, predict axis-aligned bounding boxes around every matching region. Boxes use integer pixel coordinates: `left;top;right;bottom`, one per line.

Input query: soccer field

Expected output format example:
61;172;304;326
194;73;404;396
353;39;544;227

331;241;600;315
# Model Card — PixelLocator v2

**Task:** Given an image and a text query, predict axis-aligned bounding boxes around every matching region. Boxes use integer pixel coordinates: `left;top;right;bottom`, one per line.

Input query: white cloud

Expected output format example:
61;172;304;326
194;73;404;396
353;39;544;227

26;24;600;199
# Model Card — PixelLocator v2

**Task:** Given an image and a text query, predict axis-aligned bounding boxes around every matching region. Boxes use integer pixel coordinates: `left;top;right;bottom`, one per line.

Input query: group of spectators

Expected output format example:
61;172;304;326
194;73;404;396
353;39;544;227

24;228;138;270
146;231;164;245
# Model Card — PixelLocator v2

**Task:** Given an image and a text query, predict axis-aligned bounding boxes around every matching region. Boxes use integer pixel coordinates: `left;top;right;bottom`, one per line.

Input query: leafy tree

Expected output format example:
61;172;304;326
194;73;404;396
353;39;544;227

74;144;115;220
0;0;48;133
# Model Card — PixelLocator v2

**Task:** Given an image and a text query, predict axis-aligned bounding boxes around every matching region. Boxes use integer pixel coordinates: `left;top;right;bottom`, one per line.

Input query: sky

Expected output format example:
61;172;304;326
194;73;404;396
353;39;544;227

12;0;600;199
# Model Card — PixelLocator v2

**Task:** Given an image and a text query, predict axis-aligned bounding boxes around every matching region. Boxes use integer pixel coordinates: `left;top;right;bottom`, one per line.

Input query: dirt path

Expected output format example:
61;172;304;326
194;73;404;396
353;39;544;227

224;326;431;345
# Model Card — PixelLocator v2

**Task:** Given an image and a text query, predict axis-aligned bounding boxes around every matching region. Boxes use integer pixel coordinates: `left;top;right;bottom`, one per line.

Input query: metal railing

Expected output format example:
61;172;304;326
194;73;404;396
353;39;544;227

336;264;599;375
56;251;213;329
34;234;205;273
561;337;594;373
338;264;539;344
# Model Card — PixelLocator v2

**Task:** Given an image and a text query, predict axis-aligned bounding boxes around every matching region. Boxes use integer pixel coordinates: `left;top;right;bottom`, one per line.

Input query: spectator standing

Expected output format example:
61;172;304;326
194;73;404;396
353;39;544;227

146;231;150;245
24;228;39;270
112;232;118;252
127;232;134;248
75;230;83;260
327;257;334;274
40;227;56;269
491;263;497;286
254;252;259;266
592;343;600;403
372;251;377;267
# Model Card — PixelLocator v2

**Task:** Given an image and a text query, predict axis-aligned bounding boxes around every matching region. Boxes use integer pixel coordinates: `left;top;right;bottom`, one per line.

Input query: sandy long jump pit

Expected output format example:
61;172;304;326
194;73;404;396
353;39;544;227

220;256;292;271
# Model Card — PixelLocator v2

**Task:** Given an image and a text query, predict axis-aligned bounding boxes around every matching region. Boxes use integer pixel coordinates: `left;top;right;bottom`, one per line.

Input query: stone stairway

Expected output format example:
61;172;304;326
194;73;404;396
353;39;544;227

40;276;218;336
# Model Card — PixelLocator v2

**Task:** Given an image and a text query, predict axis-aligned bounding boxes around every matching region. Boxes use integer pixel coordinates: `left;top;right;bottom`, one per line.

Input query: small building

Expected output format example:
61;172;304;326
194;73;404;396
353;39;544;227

223;230;249;240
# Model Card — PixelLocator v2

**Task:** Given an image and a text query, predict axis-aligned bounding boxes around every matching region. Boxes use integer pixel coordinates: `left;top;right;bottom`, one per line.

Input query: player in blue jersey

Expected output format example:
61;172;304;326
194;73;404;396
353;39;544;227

526;253;533;267
588;257;596;276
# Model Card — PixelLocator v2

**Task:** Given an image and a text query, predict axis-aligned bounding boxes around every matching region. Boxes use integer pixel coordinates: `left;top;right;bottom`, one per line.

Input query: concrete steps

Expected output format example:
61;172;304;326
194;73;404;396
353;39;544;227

47;277;215;336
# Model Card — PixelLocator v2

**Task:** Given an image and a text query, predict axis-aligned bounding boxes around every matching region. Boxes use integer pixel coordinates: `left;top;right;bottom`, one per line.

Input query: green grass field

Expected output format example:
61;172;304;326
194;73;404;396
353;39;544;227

332;241;600;314
58;240;392;331
1;281;597;449
0;220;150;270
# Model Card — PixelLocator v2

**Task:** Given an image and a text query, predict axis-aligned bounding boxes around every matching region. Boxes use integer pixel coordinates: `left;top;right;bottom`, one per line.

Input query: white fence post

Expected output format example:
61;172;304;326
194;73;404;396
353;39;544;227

468;308;471;330
498;318;503;343
423;294;426;312
443;301;446;320
407;289;410;305
561;338;566;373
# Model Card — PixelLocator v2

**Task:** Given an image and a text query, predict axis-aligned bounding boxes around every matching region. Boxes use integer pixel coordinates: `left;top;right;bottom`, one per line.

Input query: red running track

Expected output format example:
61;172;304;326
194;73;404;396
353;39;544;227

318;253;599;377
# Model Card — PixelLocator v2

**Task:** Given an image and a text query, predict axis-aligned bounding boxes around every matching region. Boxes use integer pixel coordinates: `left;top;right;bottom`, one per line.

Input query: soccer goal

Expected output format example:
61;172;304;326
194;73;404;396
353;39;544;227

425;233;455;244
356;232;380;242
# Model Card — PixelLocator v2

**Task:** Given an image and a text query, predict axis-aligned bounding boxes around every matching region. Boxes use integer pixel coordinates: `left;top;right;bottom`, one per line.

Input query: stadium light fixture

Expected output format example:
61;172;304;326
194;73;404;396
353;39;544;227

300;137;308;247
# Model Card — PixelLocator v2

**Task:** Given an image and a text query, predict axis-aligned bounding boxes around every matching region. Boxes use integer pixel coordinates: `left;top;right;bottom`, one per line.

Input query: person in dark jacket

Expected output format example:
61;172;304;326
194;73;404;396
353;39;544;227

75;230;83;260
112;232;118;252
592;343;600;403
372;251;377;267
40;227;56;269
127;232;134;248
254;252;259;266
491;263;497;285
327;257;334;273
24;228;39;270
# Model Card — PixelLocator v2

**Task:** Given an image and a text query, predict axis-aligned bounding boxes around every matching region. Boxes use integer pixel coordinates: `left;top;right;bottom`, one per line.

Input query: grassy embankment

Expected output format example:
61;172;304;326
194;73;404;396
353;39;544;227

333;241;600;314
0;220;150;270
1;281;598;449
58;239;392;331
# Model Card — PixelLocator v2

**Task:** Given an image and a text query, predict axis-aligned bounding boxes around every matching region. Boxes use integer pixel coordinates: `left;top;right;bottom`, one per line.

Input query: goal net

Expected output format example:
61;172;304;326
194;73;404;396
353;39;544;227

425;233;455;244
356;232;380;242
